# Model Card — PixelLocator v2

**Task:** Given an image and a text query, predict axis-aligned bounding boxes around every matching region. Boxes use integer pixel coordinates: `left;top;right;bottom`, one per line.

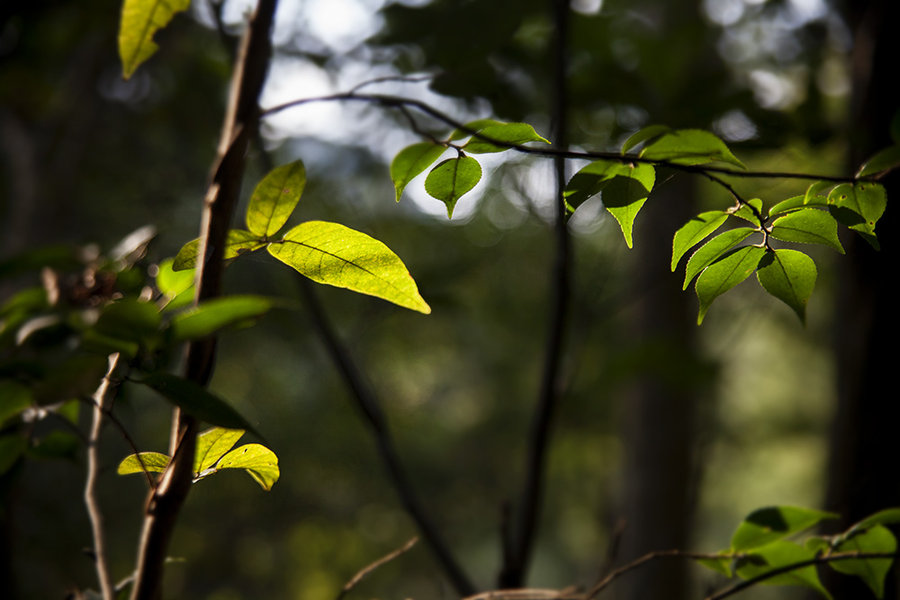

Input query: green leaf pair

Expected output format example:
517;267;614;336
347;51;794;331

175;160;431;314
118;427;280;491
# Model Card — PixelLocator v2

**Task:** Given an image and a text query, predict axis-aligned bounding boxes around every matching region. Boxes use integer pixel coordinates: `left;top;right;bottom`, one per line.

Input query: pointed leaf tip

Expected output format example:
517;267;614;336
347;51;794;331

119;0;191;79
424;156;481;218
246;160;307;238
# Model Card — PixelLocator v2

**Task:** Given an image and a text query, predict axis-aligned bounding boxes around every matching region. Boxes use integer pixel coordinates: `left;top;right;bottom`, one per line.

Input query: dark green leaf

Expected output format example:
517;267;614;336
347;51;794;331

0;435;27;475
695;246;766;324
641;129;745;168
194;427;244;474
828;182;887;249
0;287;48;319
463;122;549;153
390;142;446;202
118;0;191;79
117;452;170;475
849;508;900;533
683;228;756;290
621;124;671;154
94;299;161;344
671;211;729;271
34;354;108;405
268;221;431;314
731;506;839;551
215;443;280;491
0;381;32;426
170;296;272;341
770;209;844;253
424;156;482;218
830;525;896;598
731;198;765;226
140;373;259;435
735;541;832;599
857;145;900;177
173;230;266;271
29;431;79;461
246;160;307;238
756;250;817;323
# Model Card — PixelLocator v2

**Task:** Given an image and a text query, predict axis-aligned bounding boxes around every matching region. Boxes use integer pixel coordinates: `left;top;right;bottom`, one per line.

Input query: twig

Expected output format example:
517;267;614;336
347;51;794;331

348;74;433;94
335;536;418;600
585;549;717;599
96;398;157;490
84;352;122;600
463;588;582;600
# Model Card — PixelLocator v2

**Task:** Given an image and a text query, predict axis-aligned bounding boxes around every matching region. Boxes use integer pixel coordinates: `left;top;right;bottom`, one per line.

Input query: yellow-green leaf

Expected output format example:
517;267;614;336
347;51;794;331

117;452;170;475
215;443;280;491
695;245;766;324
118;0;191;79
194;427;244;474
246;160;307;238
390;142;446;202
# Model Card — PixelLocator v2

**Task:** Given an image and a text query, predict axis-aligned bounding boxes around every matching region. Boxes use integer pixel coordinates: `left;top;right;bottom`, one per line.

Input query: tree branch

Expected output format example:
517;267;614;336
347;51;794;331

335;536;418;600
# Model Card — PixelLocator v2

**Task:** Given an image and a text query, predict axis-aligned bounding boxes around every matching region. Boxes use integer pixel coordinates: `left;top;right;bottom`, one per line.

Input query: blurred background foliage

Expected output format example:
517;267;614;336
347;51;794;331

0;0;894;598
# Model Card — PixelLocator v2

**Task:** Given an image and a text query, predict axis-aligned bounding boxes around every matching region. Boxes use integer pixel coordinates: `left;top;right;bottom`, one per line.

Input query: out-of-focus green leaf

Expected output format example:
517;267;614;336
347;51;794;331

830;525;896;598
117;452;170;475
194;427;244;474
770;209;844;253
170;296;272;341
850;508;900;533
246;160;306;238
140;373;258;435
671;211;729;271
756;250;817;323
156;258;194;300
448;119;503;142
424;156;482;218
828;183;887;249
0;288;48;319
29;431;79;461
695;246;766;324
118;0;191;79
269;221;431;314
683;228;755;290
641;129;745;168
0;435;27;474
34;354;108;406
215;443;280;491
173;230;266;271
857;145;900;178
731;506;839;551
390;142;446;202
731;198;765;226
0;381;32;426
463;122;549;153
94;299;161;344
695;554;733;577
621;125;671;154
735;541;832;599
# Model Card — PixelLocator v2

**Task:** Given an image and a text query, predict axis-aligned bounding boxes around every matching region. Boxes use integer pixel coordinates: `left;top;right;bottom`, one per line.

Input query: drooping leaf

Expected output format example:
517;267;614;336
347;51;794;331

424;156;482;218
246;160;306;238
769;209;844;253
857;145;900;178
641;129;745;168
731;198;765;226
390;142;446;202
621;124;671;154
173;229;265;271
0;381;32;426
731;506;839;551
463;122;549;154
118;0;191;79
140;373;258;435
756;250;817;323
117;452;171;475
268;221;431;314
828;182;887;249
194;427;244;474
215;443;280;491
830;525;897;599
602;175;655;248
735;541;832;599
170;296;272;341
671;210;730;271
695;245;766;324
683;228;756;290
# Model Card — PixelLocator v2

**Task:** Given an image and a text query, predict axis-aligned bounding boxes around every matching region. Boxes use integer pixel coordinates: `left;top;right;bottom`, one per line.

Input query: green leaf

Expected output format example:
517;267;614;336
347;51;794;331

850;508;900;533
830;525;896;598
448;119;503;142
30;431;79;461
769;209;844;253
0;287;48;319
683;228;756;290
117;452;170;475
695;554;733;577
246;160;307;238
695;245;766;324
641;129;745;168
735;540;832;599
140;373;259;435
118;0;191;79
170;295;272;341
390;142;446;202
602;175;655;248
731;198;765;226
731;506;839;551
194;427;244;474
268;221;431;314
671;211;730;271
424;156;482;218
463;122;549;154
828;182;888;249
769;195;828;218
173;229;266;271
805;180;833;205
93;298;161;345
0;380;32;426
756;250;818;323
857;145;900;177
621;124;671;154
156;258;194;299
215;443;280;491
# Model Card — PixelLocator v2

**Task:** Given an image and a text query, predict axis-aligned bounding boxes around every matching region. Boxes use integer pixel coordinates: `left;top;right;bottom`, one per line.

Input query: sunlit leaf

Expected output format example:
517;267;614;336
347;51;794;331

268;221;431;314
756;250;817;323
215;443;280;491
194;427;244;474
731;506;839;551
118;0;191;79
246;160;306;238
117;452;170;475
173;229;265;271
424;156;482;218
849;508;900;533
735;541;832;599
731;198;764;226
463;122;549;153
156;258;194;299
768;195;826;218
448;119;503;142
140;373;258;435
695;245;766;324
641;129;745;168
805;180;833;205
828;182;887;249
390;142;446;202
683;228;755;290
769;209;844;253
170;296;272;341
830;525;896;599
0;381;33;426
621;124;671;154
857;145;900;178
671;210;729;271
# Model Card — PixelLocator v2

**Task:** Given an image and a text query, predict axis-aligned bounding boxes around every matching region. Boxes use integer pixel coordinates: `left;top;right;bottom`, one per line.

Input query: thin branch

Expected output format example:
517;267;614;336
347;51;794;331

84;352;122;600
463;588;582;600
335;536;418;600
585;549;720;599
348;74;433;94
95;399;157;490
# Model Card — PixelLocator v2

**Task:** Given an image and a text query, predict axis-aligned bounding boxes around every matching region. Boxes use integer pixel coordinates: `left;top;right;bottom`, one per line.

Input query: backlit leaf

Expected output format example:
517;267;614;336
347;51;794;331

830;525;896;598
857;145;900;178
268;221;431;314
172;229;265;271
449;119;503;142
621;124;671;154
194;427;244;474
731;506;838;551
170;295;272;341
118;0;191;79
695;245;766;324
731;198;765;226
117;452;170;475
641;129;745;168
735;541;832;599
463;122;549;153
756;250;817;323
671;211;729;271
770;209;844;253
683;228;755;290
828;182;887;249
391;142;446;202
424;156;482;218
246;160;306;238
215;443;280;490
156;258;194;299
768;195;825;218
805;180;833;205
850;508;900;533
140;373;258;435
